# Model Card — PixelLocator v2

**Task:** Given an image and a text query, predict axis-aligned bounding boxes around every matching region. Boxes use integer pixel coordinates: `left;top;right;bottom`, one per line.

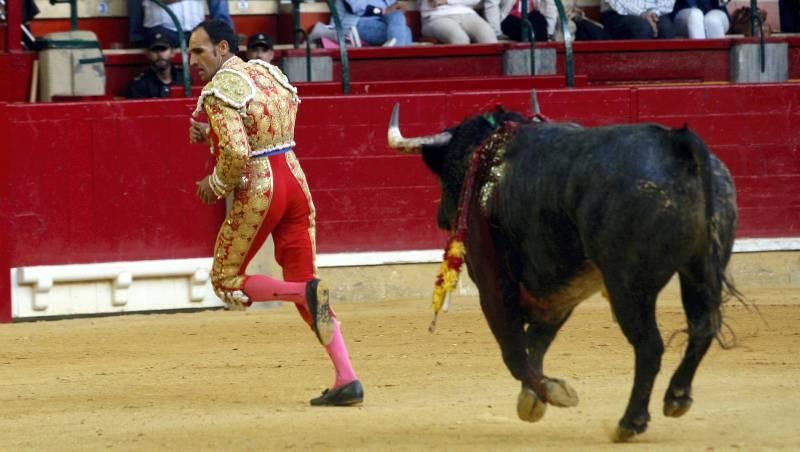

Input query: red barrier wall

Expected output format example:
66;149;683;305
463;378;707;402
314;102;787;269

2;84;799;322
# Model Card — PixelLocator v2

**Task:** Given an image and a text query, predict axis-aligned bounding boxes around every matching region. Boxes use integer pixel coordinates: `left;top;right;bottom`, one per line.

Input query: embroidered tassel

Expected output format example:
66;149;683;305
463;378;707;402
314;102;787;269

427;120;520;333
429;232;466;333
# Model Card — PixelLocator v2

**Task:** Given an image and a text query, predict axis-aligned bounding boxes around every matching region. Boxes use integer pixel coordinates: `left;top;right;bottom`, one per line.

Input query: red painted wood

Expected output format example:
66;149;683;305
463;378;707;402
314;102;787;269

0;102;11;322
30;18;131;50
301;156;437;190
3;100;225;268
171;75;587;98
0;53;36;102
2;85;800;321
789;37;800;79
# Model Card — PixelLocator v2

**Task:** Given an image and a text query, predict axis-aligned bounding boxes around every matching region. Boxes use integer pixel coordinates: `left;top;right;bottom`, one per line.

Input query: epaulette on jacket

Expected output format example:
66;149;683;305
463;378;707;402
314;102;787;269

193;67;255;116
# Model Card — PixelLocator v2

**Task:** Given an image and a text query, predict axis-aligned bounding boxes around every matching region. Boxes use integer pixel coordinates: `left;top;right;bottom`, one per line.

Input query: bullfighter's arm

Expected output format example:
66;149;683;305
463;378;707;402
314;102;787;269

203;95;251;198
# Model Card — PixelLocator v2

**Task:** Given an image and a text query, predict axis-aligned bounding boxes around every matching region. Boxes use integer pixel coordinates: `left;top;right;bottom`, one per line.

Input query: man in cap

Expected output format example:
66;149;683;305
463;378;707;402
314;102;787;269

127;32;183;99
246;33;275;63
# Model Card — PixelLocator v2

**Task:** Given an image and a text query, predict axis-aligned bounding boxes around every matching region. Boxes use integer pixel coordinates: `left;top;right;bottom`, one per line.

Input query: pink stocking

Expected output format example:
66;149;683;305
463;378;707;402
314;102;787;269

324;320;358;388
243;275;307;306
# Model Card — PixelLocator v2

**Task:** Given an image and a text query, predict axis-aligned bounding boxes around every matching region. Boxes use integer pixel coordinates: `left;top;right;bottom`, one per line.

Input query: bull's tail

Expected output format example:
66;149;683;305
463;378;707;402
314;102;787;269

671;126;744;348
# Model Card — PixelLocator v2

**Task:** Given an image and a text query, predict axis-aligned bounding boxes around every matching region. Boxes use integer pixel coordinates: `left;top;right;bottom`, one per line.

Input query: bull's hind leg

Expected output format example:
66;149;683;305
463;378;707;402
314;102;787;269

606;284;664;442
664;260;722;418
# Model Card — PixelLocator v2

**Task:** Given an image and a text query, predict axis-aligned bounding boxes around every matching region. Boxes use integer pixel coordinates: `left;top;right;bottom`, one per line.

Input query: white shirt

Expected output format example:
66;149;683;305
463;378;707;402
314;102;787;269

143;0;206;32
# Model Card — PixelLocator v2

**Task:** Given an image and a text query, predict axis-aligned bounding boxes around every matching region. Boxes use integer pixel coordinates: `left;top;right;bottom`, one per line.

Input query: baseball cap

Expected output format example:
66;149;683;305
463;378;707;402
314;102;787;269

247;33;273;50
148;32;177;51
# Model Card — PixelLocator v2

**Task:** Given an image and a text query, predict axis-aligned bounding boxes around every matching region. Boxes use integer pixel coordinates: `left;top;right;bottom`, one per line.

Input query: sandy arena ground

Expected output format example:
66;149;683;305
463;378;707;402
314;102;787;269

1;288;799;451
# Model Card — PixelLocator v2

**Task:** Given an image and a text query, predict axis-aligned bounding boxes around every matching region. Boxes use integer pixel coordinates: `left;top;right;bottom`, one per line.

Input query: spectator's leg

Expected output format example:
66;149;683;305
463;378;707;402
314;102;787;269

384;11;414;45
483;0;504;36
779;0;800;32
457;13;499;43
704;10;730;38
602;11;654;39
356;17;389;46
529;11;549;42
674;8;705;38
422;17;471;44
656;14;676;39
128;0;145;45
501;15;523;41
207;0;234;30
575;18;613;40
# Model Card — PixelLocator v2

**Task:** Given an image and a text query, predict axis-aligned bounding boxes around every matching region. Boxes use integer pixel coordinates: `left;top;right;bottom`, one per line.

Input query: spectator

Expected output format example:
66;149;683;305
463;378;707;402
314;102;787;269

671;0;729;38
334;0;413;46
128;0;234;47
246;33;275;62
483;0;549;41
420;0;498;44
601;0;677;39
127;32;183;99
780;0;800;32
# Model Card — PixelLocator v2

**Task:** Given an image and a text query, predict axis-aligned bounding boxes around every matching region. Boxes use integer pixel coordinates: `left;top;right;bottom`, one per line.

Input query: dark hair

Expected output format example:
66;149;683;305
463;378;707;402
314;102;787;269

193;19;239;52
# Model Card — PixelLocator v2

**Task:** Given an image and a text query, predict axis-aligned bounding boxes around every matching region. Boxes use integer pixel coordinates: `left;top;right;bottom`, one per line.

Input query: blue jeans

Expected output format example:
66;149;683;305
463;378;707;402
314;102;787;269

356;11;413;46
129;0;234;44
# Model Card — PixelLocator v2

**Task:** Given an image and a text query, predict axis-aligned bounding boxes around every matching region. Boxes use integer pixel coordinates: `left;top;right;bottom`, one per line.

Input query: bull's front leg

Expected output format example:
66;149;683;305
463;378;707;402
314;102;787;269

525;315;580;409
474;270;549;422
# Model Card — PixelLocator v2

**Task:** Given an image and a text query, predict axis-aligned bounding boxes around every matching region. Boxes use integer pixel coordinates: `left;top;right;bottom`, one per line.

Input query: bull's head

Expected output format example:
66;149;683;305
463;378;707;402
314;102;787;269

387;104;527;231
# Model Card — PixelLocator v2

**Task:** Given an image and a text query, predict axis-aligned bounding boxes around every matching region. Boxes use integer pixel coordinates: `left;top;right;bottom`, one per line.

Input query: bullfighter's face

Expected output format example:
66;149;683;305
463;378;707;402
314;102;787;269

189;27;230;82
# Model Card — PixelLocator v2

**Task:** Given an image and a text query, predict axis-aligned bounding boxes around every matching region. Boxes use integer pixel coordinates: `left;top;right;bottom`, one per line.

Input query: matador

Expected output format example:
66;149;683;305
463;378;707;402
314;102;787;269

188;20;363;406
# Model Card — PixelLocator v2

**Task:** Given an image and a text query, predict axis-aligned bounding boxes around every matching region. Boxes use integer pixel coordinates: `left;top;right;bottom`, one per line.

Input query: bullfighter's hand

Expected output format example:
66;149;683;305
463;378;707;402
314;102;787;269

189;121;210;145
196;176;219;205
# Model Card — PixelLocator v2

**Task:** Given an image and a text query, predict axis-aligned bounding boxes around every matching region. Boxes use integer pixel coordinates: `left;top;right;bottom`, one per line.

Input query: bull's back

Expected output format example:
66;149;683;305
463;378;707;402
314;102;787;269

493;123;732;295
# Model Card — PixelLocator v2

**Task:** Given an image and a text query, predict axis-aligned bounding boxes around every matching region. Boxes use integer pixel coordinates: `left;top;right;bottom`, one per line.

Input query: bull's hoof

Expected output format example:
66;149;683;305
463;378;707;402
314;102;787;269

663;388;693;418
517;387;547;423
543;378;579;407
612;416;649;443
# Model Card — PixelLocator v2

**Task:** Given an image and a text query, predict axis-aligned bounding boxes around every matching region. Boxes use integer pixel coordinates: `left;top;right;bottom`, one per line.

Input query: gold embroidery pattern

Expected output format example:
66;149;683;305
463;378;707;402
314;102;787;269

204;96;251;197
211;157;274;305
285;151;318;276
202;57;302;305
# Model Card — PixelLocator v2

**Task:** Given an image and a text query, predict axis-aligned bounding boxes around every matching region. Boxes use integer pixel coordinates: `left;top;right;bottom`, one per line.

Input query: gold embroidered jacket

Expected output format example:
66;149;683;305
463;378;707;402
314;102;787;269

193;56;301;197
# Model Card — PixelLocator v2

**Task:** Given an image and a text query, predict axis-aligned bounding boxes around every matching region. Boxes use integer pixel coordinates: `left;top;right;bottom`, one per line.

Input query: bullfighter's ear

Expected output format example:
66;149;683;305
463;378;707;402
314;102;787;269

421;144;448;175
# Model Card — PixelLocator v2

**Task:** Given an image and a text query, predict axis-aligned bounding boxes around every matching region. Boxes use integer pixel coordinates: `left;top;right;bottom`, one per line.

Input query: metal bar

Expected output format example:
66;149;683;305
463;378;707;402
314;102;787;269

295;28;312;82
749;0;765;72
520;0;530;43
151;0;192;97
325;0;350;94
552;0;574;87
48;0;77;30
292;0;302;48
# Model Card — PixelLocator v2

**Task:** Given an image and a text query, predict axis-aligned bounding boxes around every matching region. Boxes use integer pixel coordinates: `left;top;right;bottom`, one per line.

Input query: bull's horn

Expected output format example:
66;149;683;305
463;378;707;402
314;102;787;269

388;103;452;154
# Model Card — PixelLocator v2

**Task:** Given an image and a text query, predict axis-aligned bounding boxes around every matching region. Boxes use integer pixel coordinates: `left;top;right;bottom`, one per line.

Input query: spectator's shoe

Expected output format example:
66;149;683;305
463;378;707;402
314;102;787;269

306;278;334;345
310;380;364;406
382;37;397;47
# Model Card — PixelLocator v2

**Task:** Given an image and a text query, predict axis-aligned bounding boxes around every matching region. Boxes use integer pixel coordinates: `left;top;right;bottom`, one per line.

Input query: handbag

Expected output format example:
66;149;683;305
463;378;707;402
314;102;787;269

731;6;773;37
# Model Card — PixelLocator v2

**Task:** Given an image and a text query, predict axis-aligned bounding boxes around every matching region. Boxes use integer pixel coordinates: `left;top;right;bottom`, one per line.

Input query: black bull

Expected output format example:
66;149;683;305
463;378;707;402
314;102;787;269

388;105;739;441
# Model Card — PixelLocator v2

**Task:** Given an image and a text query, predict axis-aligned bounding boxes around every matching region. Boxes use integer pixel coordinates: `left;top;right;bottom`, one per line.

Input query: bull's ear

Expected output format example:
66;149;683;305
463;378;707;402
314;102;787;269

421;144;448;175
